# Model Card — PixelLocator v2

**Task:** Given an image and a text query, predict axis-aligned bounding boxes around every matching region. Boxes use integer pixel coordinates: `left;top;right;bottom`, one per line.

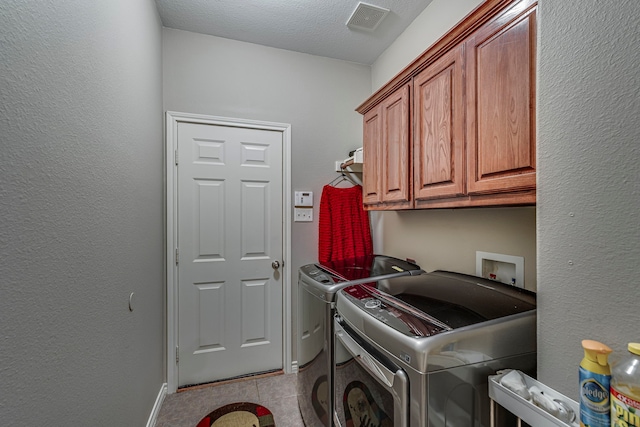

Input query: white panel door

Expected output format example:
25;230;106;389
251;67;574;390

177;122;283;387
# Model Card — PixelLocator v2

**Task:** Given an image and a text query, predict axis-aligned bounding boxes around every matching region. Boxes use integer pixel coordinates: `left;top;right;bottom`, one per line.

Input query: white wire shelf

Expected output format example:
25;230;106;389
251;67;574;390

489;371;579;427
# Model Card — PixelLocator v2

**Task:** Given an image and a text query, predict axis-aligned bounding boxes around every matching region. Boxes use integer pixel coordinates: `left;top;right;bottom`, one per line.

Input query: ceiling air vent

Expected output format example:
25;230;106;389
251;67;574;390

346;2;390;32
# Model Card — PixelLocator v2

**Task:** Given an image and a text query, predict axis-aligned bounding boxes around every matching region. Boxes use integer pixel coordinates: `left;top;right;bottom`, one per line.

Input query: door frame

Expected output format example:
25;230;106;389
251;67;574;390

165;111;293;393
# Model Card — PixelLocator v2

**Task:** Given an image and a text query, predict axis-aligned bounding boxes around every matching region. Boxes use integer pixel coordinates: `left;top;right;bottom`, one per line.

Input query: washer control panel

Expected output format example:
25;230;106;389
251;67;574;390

340;284;450;337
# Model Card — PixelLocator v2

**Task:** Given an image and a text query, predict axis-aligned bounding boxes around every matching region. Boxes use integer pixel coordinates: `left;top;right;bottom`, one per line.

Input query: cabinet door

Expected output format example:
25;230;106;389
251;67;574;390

413;44;465;204
362;106;382;205
466;0;537;195
380;84;411;206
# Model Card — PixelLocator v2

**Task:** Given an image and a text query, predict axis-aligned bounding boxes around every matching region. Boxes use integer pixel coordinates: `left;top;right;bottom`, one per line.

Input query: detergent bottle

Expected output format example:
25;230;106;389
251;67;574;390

611;343;640;427
579;339;612;427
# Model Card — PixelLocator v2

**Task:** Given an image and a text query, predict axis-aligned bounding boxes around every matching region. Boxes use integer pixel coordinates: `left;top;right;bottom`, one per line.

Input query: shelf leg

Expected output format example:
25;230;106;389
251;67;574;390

490;399;495;427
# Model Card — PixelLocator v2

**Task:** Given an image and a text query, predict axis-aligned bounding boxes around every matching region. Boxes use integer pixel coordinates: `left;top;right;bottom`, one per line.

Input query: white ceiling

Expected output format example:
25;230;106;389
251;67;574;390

154;0;434;65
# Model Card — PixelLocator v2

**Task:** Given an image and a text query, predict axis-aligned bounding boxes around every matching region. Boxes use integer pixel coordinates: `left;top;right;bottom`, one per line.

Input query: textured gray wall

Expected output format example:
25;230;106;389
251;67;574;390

0;0;164;425
537;0;640;398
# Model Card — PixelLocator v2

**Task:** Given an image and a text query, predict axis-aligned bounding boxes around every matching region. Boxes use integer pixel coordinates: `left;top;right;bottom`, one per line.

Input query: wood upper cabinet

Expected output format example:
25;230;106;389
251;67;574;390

362;84;412;210
466;0;537;197
358;0;537;210
381;85;411;206
362;106;382;205
413;44;465;207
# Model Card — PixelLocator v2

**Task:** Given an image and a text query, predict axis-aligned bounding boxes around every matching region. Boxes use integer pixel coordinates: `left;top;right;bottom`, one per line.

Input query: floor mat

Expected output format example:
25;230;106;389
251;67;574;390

196;402;275;427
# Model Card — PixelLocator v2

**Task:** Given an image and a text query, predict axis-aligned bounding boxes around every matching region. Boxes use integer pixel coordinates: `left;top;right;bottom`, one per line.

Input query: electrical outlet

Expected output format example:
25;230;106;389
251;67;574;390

294;208;313;222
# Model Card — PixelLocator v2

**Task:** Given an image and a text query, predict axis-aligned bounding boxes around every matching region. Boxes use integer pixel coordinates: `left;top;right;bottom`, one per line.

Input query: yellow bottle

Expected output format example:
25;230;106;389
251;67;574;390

611;343;640;427
580;340;612;427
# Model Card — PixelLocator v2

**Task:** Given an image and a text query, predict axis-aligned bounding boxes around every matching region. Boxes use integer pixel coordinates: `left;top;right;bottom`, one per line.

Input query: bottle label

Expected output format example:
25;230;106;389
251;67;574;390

579;366;610;427
611;387;640;427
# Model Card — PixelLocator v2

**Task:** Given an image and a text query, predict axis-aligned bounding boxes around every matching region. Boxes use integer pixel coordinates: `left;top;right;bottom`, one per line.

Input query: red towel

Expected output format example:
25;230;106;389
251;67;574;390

318;184;373;263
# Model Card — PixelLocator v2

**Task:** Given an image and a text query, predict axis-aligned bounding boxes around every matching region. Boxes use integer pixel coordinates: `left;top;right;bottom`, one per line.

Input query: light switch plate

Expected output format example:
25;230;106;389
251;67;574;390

294;208;313;222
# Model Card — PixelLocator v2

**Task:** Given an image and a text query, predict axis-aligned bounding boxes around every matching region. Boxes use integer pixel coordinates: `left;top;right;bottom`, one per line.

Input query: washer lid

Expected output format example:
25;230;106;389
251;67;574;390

339;270;536;337
385;271;536;327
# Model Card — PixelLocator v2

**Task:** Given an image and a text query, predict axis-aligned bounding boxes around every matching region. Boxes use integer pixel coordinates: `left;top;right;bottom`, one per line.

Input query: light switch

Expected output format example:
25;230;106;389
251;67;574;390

294;208;313;222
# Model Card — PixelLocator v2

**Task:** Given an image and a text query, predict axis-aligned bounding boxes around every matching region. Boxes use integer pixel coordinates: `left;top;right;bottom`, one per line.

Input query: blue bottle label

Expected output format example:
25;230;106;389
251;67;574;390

579;366;610;427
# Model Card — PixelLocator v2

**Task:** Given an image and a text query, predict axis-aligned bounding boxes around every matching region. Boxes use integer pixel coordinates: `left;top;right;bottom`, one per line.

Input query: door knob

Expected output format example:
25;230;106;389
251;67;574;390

272;260;281;270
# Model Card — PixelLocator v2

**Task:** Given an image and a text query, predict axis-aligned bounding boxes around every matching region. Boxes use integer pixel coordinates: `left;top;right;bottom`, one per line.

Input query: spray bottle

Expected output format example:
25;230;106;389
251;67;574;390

579;339;612;427
611;343;640;427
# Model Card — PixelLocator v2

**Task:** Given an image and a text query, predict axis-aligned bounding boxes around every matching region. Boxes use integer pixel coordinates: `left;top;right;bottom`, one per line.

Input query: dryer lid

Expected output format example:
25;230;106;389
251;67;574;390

299;255;423;303
317;255;422;282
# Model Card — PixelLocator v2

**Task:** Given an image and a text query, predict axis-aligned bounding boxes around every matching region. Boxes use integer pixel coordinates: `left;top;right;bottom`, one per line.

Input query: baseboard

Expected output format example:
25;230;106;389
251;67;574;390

146;382;167;427
290;360;299;374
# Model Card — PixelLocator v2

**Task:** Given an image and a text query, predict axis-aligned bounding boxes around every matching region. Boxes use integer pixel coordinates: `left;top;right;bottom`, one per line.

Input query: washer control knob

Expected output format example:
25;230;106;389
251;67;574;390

365;299;381;309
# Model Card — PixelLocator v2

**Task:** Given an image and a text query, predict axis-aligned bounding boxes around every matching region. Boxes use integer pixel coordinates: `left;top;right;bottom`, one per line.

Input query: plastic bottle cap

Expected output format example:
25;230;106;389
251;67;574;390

628;343;640;356
581;340;612;371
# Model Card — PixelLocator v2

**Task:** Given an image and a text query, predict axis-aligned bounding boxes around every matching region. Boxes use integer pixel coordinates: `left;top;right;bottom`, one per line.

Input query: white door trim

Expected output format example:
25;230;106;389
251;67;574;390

165;111;293;393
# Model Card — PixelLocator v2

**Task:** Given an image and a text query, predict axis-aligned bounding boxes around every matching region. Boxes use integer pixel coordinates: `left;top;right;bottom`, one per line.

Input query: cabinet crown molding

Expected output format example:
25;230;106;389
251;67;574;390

356;0;536;115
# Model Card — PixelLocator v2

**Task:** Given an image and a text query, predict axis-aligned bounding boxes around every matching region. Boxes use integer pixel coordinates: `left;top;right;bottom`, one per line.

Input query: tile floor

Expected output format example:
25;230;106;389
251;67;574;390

155;373;304;427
